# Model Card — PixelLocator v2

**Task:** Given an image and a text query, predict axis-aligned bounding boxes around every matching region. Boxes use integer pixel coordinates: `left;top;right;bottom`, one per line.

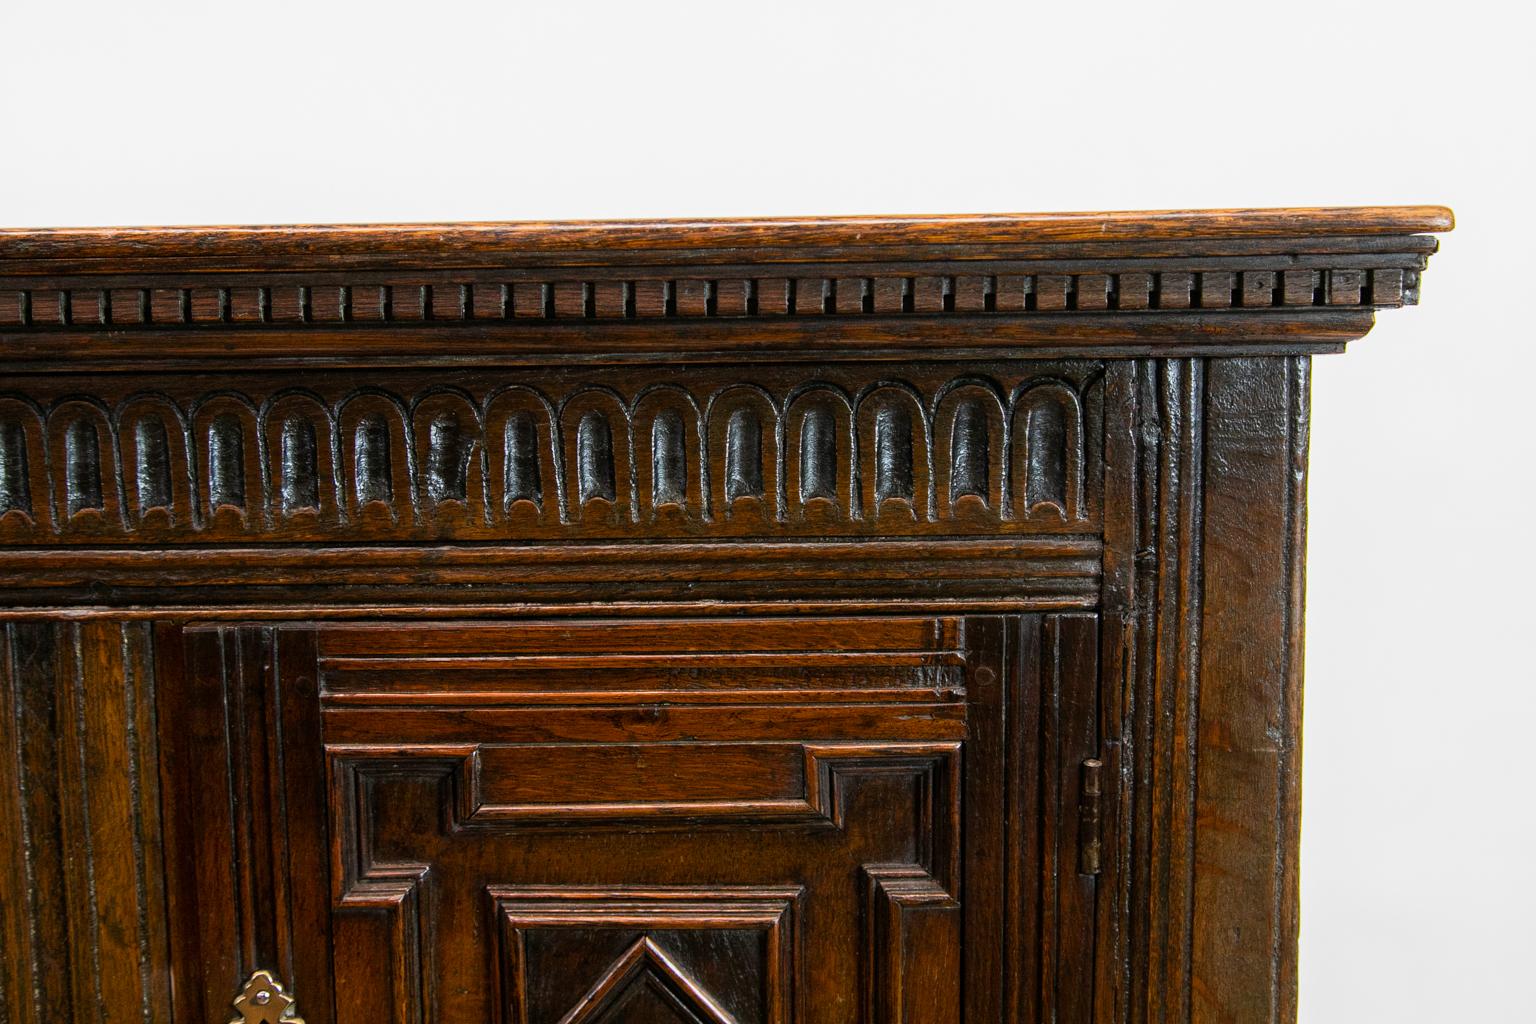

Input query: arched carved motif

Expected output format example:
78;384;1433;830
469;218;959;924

484;386;562;526
0;396;51;535
261;391;342;528
1009;381;1086;521
0;367;1101;542
931;380;1007;520
336;392;414;526
705;385;780;524
560;388;633;523
47;398;125;533
191;394;263;531
411;388;486;527
190;396;262;534
117;394;193;529
855;383;932;524
784;384;855;520
631;386;705;522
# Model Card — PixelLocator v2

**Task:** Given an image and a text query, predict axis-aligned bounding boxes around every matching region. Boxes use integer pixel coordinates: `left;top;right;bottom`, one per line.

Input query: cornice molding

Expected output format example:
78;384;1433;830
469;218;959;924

0;207;1449;367
0;205;1454;261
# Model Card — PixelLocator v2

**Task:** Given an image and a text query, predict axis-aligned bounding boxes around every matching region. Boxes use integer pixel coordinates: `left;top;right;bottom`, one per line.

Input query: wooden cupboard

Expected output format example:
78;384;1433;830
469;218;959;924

0;206;1450;1023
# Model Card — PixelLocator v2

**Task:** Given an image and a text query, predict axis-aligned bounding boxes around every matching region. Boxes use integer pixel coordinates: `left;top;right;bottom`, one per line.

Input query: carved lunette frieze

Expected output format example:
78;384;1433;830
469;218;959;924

0;364;1102;544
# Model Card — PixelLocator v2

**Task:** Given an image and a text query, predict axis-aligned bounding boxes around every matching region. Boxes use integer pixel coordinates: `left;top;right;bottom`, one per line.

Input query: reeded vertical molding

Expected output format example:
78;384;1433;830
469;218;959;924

1108;357;1310;1024
1104;359;1205;1024
1094;362;1136;1024
1150;358;1205;1024
0;621;171;1024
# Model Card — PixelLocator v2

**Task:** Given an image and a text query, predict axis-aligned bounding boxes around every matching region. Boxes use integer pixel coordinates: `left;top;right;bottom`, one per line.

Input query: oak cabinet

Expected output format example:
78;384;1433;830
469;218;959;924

0;206;1449;1023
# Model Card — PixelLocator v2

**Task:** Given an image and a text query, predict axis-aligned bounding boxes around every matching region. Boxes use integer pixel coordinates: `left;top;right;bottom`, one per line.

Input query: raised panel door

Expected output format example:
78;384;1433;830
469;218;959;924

155;614;1101;1023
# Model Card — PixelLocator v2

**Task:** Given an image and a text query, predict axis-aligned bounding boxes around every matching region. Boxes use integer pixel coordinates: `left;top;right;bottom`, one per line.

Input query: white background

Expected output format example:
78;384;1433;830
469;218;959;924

2;2;1530;1019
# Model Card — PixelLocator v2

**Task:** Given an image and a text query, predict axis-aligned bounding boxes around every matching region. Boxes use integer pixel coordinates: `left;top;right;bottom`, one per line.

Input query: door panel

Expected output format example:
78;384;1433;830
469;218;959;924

157;615;1099;1024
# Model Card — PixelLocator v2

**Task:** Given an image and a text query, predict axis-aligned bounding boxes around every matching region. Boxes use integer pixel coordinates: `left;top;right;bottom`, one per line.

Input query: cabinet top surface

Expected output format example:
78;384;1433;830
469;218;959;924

0;204;1450;371
0;205;1453;263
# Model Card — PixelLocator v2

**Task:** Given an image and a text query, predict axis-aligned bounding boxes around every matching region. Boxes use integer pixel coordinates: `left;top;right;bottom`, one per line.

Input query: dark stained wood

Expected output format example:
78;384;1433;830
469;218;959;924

0;205;1446;371
0;312;1385;373
1188;358;1310;1023
0;207;1448;1023
0;622;172;1024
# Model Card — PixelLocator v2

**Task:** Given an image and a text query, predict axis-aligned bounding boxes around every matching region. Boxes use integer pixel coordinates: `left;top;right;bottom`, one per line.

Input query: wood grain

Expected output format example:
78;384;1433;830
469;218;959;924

0;622;171;1024
0;206;1453;263
0;206;1449;1024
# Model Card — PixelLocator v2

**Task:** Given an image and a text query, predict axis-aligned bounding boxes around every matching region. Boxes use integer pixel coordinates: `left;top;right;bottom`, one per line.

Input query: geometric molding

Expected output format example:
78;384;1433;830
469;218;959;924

492;886;801;1024
862;866;961;1024
325;730;964;1022
555;937;735;1024
328;741;962;839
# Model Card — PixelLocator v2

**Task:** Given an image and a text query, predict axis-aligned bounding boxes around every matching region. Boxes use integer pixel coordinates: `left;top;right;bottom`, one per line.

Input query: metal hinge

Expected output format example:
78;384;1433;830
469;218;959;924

1078;758;1104;875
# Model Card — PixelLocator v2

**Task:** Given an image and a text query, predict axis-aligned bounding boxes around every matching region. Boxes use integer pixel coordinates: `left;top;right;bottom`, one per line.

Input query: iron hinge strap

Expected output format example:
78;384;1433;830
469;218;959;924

1079;757;1104;876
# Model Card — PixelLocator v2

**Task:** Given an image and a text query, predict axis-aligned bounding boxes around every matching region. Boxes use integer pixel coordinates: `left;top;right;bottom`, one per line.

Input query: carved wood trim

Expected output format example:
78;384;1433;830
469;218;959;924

0;536;1103;614
0;367;1101;545
0;263;1425;335
327;742;959;1024
492;886;802;1024
329;743;961;891
862;865;962;1024
0;208;1452;1024
0;208;1447;368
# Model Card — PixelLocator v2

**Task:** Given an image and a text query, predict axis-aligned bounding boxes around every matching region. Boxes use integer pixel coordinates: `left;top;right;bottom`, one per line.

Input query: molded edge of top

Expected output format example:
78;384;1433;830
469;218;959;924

0;205;1454;262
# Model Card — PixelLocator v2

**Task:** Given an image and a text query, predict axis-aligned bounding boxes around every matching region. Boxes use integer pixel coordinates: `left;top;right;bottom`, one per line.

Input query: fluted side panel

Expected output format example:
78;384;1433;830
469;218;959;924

0;623;172;1024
